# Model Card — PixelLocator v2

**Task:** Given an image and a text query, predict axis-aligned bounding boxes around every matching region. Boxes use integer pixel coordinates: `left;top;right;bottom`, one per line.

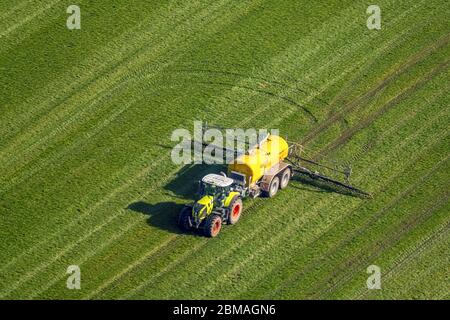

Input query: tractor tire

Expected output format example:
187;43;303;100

267;176;280;198
280;168;291;189
203;215;222;237
178;206;192;231
227;196;243;225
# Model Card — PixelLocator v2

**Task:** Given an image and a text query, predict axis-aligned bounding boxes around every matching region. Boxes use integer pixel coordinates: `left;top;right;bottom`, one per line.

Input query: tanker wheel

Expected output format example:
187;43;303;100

227;196;243;225
178;206;192;231
268;176;280;198
280;168;291;189
204;215;222;237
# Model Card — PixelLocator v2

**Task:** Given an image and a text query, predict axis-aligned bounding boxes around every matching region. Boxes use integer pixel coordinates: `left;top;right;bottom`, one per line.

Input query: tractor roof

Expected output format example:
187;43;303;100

202;174;234;187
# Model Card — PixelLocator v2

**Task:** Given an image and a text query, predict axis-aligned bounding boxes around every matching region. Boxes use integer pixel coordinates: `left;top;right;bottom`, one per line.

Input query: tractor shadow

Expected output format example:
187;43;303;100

163;163;227;199
126;201;185;234
126;163;226;235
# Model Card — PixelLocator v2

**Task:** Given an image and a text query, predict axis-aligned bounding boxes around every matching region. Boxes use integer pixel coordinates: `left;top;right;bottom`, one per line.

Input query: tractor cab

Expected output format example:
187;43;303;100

198;174;234;200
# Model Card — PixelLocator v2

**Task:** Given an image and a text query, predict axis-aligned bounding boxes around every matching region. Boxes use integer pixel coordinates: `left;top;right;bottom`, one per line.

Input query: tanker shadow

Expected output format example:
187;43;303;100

164;163;226;199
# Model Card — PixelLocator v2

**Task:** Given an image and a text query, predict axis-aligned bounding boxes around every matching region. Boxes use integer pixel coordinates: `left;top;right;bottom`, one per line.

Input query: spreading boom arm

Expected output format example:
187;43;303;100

287;142;370;197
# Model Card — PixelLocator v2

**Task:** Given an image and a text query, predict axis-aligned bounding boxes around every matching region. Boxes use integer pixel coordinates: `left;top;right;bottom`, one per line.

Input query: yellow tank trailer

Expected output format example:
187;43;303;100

228;135;292;198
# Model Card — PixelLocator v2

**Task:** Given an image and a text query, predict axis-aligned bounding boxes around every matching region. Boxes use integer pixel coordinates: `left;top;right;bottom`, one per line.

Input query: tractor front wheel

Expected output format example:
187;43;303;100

204;215;222;237
178;207;192;231
227;196;243;225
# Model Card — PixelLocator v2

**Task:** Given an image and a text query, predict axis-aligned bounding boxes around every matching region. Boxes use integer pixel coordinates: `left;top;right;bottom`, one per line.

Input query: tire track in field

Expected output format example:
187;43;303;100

0;0;30;21
0;89;140;194
0;1;199;141
31;234;181;300
396;235;450;299
168;68;330;108
206;146;448;298
0;0;62;39
0;0;231;167
312;182;450;299
0;0;244;264
321;58;450;155
267;125;449;298
288;0;429;128
236;131;450;299
251;92;449;297
301;31;450;145
316;192;450;299
165;86;448;299
358;224;449;299
27;214;152;299
195;80;318;123
387;234;450;299
0;81;188;195
184;1;410;129
0;1;229;176
0;0;260;198
118;239;209;299
0;146;172;274
293;140;449;294
384;222;450;296
0;162;181;298
250;104;445;298
155;3;366;127
355;222;450;299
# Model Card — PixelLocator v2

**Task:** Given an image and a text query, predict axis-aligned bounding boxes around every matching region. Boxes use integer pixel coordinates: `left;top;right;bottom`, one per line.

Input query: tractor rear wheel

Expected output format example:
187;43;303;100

227;196;243;225
178;206;192;231
204;215;222;237
267;176;280;198
280;168;291;189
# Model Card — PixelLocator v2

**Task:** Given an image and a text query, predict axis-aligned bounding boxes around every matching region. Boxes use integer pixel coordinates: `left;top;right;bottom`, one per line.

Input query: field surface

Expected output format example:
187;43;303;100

0;0;449;299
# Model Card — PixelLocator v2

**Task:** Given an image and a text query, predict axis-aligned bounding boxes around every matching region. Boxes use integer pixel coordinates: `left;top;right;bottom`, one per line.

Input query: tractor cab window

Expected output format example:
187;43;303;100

215;186;229;202
201;183;217;196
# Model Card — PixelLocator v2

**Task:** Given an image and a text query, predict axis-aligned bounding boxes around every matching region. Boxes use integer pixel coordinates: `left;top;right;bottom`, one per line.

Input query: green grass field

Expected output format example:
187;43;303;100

0;0;449;299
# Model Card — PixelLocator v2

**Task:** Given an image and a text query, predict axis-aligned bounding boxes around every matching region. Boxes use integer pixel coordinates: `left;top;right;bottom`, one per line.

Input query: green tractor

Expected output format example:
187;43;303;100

178;173;243;237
